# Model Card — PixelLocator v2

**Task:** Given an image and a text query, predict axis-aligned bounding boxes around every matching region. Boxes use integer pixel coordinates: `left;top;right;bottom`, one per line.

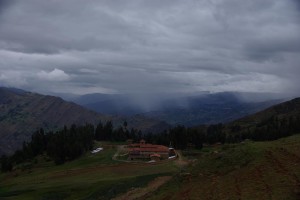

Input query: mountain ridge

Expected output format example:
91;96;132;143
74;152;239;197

71;92;284;126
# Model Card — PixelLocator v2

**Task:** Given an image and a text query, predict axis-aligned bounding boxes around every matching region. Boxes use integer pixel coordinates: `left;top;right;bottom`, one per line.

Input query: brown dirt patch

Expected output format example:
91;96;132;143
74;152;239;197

112;176;172;200
253;165;272;199
174;151;189;168
178;188;192;200
234;176;242;200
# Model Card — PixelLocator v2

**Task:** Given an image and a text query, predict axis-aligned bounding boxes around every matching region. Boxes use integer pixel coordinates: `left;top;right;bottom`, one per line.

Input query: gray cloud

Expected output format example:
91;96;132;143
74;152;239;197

0;0;299;97
0;0;15;16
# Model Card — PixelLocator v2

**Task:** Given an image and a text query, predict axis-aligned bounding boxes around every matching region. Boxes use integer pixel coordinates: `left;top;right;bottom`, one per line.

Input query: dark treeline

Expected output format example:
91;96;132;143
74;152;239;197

227;115;300;142
0;121;142;172
2;114;300;172
1;124;95;172
0;120;216;172
145;115;300;148
145;124;225;149
94;121;143;142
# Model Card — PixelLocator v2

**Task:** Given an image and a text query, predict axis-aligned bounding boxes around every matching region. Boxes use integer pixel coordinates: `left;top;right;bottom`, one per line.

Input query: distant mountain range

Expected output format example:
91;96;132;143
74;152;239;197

0;87;169;155
70;92;284;126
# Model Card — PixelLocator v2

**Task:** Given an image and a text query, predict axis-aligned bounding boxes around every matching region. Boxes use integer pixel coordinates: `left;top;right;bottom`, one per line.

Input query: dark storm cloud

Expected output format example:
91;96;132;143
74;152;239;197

0;0;299;96
0;0;15;15
243;36;300;62
293;0;300;11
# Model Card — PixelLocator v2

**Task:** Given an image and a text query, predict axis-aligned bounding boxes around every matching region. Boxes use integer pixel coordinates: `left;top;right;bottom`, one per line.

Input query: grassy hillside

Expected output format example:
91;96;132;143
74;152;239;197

148;134;300;200
1;135;300;199
0;142;178;200
224;97;300;141
228;97;300;129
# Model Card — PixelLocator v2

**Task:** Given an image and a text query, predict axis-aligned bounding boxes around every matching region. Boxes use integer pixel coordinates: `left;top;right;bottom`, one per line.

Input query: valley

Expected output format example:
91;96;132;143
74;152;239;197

1;87;300;199
1;0;299;199
71;92;283;126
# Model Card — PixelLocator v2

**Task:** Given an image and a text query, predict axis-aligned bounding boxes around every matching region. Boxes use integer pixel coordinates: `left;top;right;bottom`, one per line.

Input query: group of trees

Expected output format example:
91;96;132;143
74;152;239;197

1;124;96;171
144;115;300;149
0;121;143;172
228;115;300;142
94;121;142;142
145;124;225;150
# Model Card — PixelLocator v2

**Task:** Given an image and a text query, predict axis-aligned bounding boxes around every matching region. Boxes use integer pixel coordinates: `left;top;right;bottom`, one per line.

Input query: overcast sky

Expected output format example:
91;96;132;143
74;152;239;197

0;0;300;96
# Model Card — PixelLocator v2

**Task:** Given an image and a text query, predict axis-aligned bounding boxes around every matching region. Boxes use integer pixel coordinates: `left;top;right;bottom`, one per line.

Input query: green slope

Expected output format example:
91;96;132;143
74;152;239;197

148;134;300;200
0;142;178;200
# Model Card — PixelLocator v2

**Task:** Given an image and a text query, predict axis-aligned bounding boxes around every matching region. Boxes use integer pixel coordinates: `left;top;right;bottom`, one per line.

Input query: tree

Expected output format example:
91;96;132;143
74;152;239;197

95;121;104;141
170;125;187;149
123;121;128;129
0;155;13;172
103;121;113;140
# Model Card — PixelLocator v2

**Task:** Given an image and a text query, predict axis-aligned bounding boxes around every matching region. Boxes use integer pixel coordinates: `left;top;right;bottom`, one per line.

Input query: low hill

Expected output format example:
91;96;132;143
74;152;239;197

225;97;300;140
0;87;170;156
229;97;300;126
192;98;300;144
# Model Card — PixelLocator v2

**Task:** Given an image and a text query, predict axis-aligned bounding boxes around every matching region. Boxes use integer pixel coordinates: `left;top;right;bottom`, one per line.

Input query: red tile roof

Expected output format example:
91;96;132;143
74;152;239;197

128;143;169;153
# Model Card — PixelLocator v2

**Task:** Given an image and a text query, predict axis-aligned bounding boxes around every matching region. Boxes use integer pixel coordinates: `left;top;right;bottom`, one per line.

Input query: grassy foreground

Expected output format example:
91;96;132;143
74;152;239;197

1;135;300;200
148;134;300;200
0;144;178;200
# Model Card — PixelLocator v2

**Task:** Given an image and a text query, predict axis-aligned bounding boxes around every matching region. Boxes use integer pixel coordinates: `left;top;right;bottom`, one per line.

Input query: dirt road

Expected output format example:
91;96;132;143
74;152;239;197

112;176;172;200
